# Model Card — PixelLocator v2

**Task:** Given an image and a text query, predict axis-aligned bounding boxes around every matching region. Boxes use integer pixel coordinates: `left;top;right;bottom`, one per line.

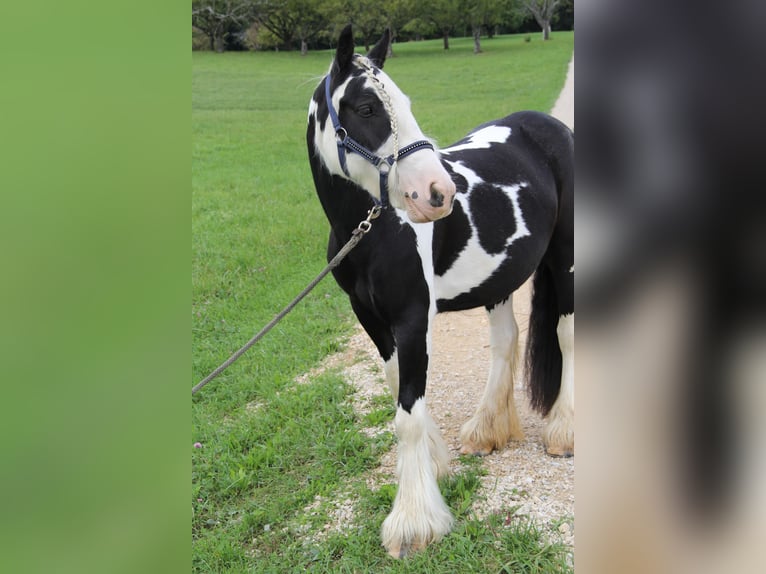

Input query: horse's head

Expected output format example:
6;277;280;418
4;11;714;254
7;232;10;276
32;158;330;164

308;25;456;223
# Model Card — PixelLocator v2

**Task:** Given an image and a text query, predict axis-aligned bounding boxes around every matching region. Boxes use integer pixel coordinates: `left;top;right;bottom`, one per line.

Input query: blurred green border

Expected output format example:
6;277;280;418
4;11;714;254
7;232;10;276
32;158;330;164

0;3;189;573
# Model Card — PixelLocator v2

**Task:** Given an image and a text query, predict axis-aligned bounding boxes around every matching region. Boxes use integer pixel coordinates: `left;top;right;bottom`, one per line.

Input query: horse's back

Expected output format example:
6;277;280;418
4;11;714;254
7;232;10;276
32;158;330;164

473;110;572;146
441;111;570;190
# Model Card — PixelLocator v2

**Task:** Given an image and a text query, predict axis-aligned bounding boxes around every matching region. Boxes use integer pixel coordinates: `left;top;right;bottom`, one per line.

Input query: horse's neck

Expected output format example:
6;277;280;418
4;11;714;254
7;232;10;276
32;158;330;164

312;161;378;240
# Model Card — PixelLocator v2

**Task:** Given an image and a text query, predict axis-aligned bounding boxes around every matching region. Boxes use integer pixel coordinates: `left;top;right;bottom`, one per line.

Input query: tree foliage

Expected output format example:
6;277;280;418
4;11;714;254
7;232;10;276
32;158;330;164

413;0;463;49
192;0;574;52
251;0;332;52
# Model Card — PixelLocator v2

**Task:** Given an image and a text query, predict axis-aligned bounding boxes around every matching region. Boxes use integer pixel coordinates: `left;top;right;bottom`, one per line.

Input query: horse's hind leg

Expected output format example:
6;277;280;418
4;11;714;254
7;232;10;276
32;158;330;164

460;296;524;455
545;311;574;456
542;260;574;457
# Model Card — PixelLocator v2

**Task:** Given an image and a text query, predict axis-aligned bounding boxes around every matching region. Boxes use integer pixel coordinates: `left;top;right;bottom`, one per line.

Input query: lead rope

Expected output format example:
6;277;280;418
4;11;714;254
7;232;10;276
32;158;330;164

192;206;382;396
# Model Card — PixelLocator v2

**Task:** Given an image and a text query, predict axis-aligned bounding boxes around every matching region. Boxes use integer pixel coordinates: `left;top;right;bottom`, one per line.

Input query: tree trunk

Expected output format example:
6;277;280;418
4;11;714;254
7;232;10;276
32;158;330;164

473;26;482;54
301;38;308;55
543;20;551;40
214;34;224;53
442;30;449;50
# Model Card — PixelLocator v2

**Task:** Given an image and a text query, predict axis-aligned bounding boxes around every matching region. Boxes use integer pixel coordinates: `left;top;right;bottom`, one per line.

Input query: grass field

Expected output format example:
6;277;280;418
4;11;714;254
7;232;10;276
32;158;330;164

193;31;573;572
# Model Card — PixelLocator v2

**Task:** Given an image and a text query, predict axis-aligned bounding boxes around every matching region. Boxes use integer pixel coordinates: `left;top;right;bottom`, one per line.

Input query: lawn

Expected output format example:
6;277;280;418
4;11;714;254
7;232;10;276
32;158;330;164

193;31;573;572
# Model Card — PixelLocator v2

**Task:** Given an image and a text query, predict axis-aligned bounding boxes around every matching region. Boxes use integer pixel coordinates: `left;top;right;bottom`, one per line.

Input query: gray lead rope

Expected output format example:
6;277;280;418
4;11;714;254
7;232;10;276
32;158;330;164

192;206;381;396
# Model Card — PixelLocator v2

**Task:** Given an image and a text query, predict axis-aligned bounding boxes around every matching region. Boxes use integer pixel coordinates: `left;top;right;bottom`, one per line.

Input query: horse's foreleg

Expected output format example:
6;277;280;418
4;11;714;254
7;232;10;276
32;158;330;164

544;312;574;456
460;296;524;455
382;399;453;558
349;295;399;399
383;349;399;400
381;320;452;558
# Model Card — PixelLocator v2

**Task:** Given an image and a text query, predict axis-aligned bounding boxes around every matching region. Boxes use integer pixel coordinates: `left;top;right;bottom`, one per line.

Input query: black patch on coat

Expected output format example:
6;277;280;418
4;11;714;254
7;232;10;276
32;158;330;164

338;76;391;153
470;183;517;255
433;199;471;276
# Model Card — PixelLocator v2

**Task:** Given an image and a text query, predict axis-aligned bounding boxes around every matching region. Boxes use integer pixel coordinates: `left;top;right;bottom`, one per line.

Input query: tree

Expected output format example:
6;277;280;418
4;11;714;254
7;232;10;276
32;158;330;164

294;2;326;55
462;0;512;53
416;0;463;50
481;0;517;38
251;0;337;52
326;0;387;52
192;0;251;52
553;0;573;30
521;0;560;40
381;0;417;57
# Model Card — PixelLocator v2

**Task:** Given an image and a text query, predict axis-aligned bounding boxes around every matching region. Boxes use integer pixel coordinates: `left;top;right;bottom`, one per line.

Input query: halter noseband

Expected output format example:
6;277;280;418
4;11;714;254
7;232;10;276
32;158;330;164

323;72;434;208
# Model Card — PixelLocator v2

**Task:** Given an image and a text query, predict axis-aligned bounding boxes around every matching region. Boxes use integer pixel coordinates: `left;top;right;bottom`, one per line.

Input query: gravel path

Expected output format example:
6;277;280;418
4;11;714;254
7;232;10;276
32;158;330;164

305;54;575;549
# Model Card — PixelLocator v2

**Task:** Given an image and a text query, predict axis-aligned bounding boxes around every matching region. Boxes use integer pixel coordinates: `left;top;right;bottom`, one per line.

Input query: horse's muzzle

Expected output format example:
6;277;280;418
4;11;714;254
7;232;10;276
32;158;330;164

404;180;456;223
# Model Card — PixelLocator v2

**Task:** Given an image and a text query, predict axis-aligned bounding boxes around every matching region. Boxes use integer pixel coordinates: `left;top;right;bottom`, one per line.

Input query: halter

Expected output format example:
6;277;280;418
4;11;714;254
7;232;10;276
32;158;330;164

323;61;434;208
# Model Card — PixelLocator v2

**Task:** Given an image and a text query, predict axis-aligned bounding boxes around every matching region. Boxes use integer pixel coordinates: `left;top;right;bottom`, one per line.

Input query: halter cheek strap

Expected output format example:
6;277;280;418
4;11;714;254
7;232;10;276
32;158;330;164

324;74;434;208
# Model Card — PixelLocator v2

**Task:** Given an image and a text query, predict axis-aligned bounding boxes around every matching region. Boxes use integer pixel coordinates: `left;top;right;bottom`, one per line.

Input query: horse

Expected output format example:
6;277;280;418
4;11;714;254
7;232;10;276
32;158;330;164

306;25;574;558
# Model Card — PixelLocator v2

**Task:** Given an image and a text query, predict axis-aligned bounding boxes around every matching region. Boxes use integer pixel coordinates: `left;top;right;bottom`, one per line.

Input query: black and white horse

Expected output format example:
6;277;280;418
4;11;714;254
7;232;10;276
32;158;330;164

306;26;574;557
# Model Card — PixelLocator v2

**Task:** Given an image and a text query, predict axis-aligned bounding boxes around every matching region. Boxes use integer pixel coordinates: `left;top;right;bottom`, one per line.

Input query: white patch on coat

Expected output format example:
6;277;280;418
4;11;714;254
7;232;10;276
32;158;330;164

443;160;484;192
435;235;505;301
441;125;512;154
504;183;531;246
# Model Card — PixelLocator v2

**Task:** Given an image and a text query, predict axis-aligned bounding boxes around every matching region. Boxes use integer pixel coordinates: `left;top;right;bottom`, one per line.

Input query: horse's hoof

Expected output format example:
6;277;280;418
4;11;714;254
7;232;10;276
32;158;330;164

386;543;406;559
459;443;493;456
546;445;574;458
385;538;427;559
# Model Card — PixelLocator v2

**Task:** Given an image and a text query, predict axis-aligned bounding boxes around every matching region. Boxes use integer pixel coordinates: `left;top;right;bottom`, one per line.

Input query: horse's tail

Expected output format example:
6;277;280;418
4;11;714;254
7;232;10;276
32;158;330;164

526;264;562;416
524;114;574;416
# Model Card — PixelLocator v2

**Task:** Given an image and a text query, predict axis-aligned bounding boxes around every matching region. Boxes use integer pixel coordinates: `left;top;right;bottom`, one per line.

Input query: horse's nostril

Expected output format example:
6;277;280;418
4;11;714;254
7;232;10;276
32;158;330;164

429;191;444;208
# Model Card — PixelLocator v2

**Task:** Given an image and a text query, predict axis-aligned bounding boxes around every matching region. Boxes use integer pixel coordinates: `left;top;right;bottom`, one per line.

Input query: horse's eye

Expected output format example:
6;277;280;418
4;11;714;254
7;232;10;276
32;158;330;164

357;104;374;118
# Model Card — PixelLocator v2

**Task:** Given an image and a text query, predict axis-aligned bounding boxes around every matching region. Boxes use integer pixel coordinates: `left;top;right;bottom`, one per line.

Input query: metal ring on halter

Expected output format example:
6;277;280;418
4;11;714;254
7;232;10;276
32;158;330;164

335;127;347;143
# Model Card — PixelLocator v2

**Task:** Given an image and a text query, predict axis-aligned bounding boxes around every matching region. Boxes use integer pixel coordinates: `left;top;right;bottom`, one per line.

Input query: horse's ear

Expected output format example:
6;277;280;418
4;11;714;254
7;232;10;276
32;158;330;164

367;28;391;69
333;24;355;76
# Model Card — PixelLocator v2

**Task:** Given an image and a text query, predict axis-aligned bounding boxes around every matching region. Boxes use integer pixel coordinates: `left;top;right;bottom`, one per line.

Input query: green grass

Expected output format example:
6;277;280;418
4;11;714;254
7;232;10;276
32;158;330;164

193;31;573;572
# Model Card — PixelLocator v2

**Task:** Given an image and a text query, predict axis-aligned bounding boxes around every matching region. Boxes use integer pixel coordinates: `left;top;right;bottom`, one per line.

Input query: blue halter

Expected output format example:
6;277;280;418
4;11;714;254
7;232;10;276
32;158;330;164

324;74;434;208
